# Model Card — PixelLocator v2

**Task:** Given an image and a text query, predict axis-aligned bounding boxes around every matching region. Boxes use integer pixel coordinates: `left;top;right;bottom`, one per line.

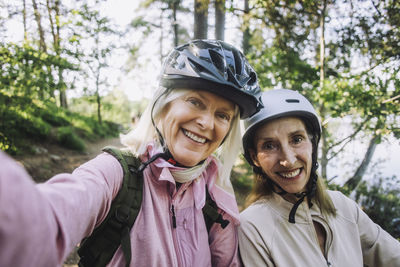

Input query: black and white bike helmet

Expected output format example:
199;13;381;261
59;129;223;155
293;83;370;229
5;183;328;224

242;89;322;223
160;39;262;119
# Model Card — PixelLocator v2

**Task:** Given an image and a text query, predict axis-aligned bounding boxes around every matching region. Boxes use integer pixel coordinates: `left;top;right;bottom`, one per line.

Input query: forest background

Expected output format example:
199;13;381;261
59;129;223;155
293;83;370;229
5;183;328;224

1;0;399;247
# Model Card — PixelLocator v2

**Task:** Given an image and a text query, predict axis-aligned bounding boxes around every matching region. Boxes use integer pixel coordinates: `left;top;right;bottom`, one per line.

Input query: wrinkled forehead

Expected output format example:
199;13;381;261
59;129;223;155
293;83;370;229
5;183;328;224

158;88;238;119
254;116;308;139
183;90;236;111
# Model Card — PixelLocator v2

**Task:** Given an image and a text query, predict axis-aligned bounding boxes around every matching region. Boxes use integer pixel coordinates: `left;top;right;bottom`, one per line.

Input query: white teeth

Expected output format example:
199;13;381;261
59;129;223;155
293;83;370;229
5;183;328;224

183;130;206;144
279;169;301;178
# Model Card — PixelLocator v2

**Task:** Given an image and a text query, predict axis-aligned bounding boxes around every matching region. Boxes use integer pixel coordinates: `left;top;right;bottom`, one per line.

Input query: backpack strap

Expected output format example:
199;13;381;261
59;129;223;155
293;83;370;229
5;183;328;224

202;187;230;232
78;146;143;267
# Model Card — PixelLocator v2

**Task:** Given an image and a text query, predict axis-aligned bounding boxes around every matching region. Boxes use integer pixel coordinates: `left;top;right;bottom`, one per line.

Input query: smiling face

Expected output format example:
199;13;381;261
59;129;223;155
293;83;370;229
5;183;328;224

160;90;236;167
250;117;313;195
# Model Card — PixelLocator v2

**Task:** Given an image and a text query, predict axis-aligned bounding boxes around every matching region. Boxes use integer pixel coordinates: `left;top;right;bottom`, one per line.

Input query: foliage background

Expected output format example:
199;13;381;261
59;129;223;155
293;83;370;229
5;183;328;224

1;0;399;245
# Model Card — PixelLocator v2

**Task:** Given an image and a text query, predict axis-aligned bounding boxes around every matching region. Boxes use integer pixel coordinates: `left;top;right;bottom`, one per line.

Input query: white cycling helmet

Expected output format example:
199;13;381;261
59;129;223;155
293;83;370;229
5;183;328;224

242;89;321;166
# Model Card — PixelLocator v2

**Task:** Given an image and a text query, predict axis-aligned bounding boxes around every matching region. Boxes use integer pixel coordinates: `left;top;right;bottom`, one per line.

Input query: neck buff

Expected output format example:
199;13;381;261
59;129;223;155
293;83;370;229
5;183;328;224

170;158;210;183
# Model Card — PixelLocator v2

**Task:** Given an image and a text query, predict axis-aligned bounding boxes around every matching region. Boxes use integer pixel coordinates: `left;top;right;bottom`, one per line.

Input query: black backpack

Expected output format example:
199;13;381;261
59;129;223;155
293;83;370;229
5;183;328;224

78;146;230;267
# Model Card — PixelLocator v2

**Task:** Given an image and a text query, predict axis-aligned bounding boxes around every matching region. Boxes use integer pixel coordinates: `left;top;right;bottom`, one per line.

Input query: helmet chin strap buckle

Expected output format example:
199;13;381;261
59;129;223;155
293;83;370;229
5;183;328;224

138;148;200;172
294;191;307;198
138;150;175;172
265;175;310;224
167;158;177;165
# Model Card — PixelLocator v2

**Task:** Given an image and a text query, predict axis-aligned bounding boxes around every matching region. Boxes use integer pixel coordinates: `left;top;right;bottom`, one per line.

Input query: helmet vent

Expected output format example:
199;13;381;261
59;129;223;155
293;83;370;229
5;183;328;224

209;49;225;75
188;57;211;76
286;99;300;103
248;72;257;86
232;49;242;75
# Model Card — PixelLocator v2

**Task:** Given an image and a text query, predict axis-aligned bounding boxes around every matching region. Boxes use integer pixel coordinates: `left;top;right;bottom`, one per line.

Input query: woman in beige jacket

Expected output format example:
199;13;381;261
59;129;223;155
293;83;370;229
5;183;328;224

239;89;400;267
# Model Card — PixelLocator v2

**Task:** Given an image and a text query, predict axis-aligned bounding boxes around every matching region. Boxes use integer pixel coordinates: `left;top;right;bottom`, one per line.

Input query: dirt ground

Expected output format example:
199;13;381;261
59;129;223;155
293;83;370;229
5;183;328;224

14;137;123;266
15;137;123;183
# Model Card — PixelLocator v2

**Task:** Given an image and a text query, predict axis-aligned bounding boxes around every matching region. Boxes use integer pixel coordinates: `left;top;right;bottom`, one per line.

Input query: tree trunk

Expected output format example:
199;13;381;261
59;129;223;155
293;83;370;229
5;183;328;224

242;0;250;54
172;0;179;46
96;93;102;124
319;0;328;179
319;0;326;89
31;0;47;52
45;0;56;100
159;8;164;64
96;70;102;124
194;0;209;39
59;84;68;108
215;0;225;41
320;115;328;179
54;0;67;107
46;0;67;107
23;0;28;41
345;135;379;191
46;0;60;51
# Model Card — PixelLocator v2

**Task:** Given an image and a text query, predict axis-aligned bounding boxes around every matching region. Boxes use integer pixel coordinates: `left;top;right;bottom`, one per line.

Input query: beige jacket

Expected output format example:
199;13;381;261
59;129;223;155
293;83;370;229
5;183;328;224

239;190;400;267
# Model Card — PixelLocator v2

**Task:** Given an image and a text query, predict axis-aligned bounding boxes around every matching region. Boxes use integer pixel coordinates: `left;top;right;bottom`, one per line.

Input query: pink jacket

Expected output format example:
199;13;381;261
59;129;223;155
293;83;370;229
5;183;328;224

0;146;241;267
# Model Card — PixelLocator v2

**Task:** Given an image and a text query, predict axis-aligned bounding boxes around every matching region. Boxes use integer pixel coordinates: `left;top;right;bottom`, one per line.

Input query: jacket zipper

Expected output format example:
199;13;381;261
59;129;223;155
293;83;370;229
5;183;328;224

170;182;191;266
325;232;332;267
312;216;333;267
170;198;183;267
322;218;333;267
171;204;177;228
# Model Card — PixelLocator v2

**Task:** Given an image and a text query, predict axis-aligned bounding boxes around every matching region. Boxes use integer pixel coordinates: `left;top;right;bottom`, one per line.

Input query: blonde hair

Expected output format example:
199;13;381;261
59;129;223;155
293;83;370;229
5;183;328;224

245;173;336;216
120;86;242;188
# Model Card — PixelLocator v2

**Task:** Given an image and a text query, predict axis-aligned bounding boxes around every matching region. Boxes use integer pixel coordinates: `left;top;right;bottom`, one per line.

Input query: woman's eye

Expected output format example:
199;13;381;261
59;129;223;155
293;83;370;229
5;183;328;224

188;98;202;107
292;135;304;144
261;142;276;151
217;112;230;122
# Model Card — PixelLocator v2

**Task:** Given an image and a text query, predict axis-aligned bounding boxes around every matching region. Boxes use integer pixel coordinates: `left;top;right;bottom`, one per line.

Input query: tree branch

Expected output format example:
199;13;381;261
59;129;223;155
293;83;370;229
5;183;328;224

344;134;379;191
327;118;369;152
327;138;353;161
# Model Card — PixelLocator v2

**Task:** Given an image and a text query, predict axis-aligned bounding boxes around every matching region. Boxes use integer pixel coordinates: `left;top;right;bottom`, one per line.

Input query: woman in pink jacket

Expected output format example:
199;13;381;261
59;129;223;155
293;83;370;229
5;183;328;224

0;39;262;267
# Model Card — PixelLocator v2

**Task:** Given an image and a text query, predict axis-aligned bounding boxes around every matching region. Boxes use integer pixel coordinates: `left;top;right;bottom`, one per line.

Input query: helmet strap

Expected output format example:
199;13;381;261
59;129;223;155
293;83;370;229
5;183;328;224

266;177;287;196
150;88;172;148
138;149;205;172
288;192;307;223
138;151;171;172
288;161;319;223
261;170;318;224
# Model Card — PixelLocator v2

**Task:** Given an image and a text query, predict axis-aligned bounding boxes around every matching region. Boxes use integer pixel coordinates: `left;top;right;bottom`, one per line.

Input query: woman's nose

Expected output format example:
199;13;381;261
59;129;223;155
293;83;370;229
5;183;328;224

197;111;214;129
279;145;296;167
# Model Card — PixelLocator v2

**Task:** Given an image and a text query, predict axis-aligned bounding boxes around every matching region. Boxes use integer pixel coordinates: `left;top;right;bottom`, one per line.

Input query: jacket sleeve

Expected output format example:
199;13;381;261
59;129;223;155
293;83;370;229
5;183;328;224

354;197;400;266
238;215;274;267
0;151;123;267
208;209;242;267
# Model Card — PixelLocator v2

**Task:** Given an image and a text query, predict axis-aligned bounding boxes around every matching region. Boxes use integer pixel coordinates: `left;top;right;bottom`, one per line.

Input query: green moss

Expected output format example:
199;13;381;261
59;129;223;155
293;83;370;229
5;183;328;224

0;89;122;154
56;126;85;151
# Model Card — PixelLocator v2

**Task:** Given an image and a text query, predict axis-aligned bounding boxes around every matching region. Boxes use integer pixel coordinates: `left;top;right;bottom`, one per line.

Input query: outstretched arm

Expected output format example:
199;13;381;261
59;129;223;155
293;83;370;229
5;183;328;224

0;151;123;267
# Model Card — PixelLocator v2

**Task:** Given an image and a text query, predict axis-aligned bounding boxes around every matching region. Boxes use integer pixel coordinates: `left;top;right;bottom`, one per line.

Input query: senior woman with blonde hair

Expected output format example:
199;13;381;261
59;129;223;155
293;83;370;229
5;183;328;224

0;40;262;267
